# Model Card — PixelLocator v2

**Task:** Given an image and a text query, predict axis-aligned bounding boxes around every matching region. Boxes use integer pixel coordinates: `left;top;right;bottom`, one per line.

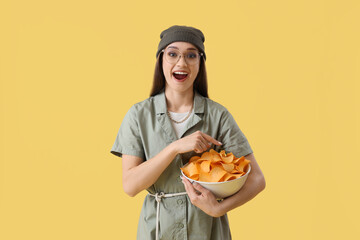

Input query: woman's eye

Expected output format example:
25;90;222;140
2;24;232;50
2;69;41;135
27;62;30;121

187;53;197;58
168;52;178;57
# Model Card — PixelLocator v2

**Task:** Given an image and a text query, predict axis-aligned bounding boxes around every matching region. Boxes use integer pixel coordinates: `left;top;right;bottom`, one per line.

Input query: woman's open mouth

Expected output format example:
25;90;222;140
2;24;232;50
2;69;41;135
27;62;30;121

173;71;188;82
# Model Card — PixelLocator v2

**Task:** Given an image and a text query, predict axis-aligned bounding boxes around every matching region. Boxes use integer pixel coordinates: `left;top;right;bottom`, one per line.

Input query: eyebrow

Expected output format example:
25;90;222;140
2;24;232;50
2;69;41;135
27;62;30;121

168;46;198;51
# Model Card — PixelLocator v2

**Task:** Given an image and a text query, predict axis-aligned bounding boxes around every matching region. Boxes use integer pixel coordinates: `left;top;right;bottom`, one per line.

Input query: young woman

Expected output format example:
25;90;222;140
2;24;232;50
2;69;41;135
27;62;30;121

111;25;266;240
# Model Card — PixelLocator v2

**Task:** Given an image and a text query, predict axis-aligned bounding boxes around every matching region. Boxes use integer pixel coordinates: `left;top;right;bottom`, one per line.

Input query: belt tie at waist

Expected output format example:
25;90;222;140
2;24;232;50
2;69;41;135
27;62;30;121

148;191;187;240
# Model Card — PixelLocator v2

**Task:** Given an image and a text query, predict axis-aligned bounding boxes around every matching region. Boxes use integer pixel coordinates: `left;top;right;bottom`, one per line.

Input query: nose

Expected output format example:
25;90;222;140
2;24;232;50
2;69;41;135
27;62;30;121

176;54;188;66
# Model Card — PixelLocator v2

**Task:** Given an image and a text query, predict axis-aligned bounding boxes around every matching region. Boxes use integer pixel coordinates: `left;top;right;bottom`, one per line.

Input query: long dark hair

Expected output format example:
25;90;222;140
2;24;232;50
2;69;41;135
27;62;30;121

150;51;209;98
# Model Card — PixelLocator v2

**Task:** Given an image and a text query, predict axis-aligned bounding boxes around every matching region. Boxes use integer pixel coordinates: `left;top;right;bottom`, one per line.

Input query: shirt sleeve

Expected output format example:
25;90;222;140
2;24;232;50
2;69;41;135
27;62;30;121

218;109;253;158
110;105;145;159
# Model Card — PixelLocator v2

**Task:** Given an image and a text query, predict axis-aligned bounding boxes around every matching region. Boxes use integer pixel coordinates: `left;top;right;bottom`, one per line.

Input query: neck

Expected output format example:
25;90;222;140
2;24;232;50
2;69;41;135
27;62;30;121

165;88;194;113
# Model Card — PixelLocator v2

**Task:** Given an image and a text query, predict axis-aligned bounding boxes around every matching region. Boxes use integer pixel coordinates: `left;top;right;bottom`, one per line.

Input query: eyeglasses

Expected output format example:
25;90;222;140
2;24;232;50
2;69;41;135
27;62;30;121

161;48;203;66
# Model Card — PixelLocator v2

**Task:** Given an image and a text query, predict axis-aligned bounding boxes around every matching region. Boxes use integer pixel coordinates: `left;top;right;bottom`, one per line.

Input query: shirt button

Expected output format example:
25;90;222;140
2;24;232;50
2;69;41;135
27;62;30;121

177;199;183;205
178;223;184;228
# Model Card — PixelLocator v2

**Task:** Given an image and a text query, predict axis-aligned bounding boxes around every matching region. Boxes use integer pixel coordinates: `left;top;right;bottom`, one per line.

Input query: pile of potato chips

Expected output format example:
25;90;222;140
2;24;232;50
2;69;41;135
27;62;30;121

180;149;251;182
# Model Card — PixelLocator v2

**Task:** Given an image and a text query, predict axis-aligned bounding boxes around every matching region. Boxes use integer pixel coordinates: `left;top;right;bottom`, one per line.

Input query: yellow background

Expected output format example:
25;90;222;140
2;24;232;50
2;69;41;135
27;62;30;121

1;0;359;239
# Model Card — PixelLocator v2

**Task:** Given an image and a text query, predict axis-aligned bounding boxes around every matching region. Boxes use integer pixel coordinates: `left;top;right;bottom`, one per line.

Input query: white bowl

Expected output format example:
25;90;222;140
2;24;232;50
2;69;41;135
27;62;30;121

181;164;251;199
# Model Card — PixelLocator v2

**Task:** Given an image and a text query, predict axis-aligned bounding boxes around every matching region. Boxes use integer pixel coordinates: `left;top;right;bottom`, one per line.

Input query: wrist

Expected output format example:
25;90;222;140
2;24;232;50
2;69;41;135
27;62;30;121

212;201;225;218
168;141;180;155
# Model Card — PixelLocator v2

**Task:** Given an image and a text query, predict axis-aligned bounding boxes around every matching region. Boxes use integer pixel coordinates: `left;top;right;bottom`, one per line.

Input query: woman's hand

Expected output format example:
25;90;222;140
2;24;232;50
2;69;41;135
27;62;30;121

182;176;224;218
171;130;222;154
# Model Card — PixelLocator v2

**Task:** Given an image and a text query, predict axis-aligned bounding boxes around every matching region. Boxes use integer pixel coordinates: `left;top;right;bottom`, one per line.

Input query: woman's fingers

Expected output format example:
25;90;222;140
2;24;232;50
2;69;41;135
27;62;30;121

182;131;222;154
192;182;209;194
197;136;209;151
194;148;202;153
198;135;211;148
182;177;200;201
201;132;222;146
194;131;221;153
182;177;218;213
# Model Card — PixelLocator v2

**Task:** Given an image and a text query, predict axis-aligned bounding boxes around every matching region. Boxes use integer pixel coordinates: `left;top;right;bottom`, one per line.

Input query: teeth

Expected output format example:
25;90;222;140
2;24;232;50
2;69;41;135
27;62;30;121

174;72;188;75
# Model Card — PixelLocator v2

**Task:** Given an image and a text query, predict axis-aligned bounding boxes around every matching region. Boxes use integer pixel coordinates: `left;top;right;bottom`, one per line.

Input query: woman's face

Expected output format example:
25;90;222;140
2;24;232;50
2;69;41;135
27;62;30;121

162;41;200;94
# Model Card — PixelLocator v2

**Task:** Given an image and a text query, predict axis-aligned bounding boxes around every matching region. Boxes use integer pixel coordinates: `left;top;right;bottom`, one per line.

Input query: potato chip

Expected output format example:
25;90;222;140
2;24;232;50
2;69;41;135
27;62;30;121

221;163;234;172
201;152;213;161
187;162;199;177
237;159;251;172
209;149;218;155
230;169;241;174
189;156;201;163
180;149;251;182
221;172;244;182
199;172;212;182
224;156;235;164
191;174;200;181
200;160;211;173
212;154;222;162
221;173;237;182
209;166;227;182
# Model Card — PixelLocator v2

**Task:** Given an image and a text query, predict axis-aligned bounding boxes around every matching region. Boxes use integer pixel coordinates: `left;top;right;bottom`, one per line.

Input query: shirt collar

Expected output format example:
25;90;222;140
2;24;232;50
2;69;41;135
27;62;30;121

154;88;205;115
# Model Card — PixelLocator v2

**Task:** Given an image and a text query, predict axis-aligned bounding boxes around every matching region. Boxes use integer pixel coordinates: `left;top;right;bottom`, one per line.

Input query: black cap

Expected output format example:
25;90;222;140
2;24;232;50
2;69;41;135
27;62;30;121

156;25;206;61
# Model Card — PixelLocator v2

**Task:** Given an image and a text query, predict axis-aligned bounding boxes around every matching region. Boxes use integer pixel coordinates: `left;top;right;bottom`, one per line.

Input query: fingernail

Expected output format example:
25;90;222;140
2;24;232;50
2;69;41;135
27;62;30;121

218;141;222;145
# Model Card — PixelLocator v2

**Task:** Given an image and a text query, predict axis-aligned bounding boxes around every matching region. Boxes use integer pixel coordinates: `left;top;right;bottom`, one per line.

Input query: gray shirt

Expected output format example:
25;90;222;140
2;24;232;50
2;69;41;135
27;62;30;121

111;88;253;240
